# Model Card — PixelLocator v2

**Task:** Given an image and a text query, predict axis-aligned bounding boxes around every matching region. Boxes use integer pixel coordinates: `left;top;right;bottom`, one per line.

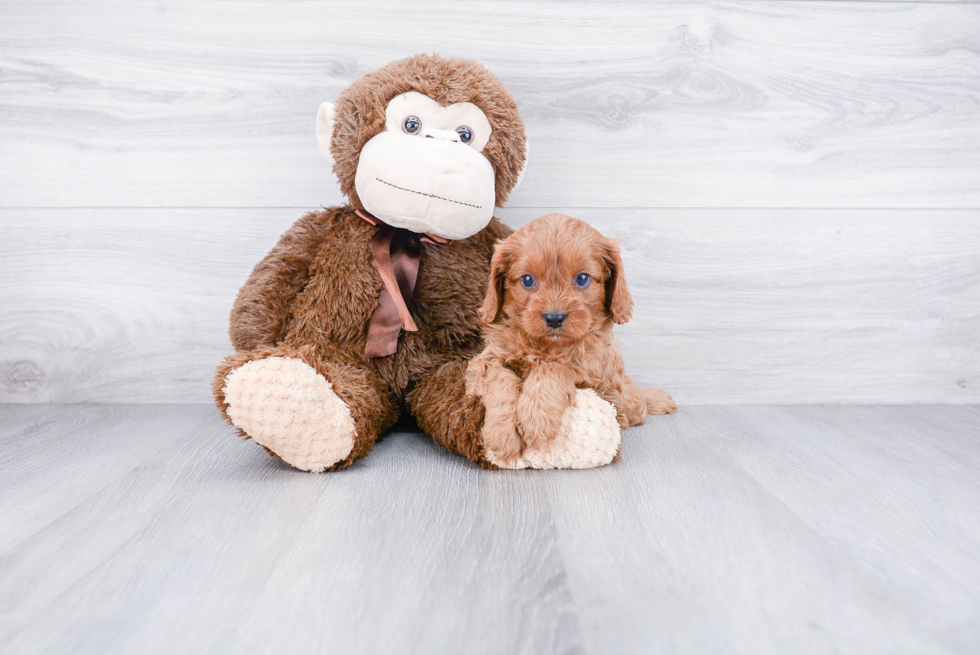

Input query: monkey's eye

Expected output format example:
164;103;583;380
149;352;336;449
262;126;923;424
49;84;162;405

520;274;536;289
575;273;592;288
455;125;473;144
402;116;421;135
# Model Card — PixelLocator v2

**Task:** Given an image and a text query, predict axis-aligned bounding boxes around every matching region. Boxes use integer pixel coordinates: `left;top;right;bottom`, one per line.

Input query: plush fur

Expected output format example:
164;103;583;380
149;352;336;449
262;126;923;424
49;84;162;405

213;54;525;471
467;214;677;466
214;204;513;470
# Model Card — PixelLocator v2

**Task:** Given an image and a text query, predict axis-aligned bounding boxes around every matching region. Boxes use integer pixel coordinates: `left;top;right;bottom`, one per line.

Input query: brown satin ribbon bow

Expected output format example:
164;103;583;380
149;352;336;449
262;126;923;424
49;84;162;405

357;209;450;359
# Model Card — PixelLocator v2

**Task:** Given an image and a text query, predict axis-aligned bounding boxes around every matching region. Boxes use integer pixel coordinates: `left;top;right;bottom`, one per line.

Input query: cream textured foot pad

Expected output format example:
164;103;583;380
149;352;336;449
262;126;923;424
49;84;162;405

493;388;621;470
223;357;356;472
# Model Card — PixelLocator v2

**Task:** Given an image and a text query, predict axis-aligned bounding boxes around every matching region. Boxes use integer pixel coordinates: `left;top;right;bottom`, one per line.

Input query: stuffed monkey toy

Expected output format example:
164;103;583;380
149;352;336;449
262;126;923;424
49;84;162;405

213;54;621;472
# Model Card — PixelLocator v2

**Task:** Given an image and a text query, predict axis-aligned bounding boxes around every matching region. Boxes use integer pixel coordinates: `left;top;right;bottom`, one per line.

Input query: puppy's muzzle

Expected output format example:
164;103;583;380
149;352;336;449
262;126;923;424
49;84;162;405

543;311;567;328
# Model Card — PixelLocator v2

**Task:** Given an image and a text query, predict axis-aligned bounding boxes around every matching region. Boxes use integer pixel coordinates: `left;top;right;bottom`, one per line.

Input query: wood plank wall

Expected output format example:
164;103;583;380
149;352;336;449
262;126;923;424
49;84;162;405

1;0;978;404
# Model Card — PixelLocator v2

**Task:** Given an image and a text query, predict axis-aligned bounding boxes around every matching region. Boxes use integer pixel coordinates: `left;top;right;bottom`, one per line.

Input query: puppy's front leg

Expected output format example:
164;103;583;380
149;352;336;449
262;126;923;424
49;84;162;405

466;356;525;465
516;362;579;449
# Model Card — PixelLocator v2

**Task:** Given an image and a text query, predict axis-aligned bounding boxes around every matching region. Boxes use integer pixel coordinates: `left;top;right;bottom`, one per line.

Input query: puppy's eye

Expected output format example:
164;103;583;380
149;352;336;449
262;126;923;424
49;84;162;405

455;125;473;144
402;116;421;134
520;274;536;289
575;273;592;288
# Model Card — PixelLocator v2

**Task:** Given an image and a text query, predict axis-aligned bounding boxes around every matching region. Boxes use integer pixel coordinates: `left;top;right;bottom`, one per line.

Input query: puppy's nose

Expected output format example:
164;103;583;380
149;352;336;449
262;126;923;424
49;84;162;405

543;311;567;328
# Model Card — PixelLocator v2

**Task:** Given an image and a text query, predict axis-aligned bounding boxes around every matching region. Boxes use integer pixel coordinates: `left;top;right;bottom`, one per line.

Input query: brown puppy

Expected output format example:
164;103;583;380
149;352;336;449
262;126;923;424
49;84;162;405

468;213;677;465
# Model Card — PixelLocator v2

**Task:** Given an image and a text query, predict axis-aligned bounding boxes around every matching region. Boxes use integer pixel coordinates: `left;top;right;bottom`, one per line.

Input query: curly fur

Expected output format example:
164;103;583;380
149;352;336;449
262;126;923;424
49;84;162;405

468;213;677;465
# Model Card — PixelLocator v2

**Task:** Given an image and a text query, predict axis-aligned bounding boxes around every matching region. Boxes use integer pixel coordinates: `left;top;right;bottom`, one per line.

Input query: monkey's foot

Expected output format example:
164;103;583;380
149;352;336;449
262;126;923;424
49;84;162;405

223;357;356;472
490;389;621;470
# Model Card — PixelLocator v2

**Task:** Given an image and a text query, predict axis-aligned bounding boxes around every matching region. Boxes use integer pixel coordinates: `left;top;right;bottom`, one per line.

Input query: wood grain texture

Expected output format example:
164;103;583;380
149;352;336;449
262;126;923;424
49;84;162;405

1;1;979;208
1;207;977;404
1;404;978;654
543;403;980;654
0;405;582;655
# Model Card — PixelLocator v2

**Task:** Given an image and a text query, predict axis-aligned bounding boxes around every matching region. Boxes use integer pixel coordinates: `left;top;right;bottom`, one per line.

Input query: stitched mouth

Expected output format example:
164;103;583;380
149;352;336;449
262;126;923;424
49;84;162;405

376;178;482;210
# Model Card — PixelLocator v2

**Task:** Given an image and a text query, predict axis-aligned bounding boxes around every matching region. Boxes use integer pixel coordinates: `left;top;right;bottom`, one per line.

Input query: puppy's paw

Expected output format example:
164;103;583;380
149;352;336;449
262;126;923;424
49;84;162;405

644;389;677;415
518;389;620;470
515;398;569;450
482;428;525;469
515;379;576;449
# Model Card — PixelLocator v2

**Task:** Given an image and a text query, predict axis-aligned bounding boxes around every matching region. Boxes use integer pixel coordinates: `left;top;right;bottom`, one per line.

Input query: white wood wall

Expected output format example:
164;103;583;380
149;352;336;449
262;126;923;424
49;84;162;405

1;0;978;404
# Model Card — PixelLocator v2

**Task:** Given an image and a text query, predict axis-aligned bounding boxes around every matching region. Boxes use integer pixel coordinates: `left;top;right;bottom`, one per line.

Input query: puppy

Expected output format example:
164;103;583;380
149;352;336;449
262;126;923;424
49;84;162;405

467;213;677;465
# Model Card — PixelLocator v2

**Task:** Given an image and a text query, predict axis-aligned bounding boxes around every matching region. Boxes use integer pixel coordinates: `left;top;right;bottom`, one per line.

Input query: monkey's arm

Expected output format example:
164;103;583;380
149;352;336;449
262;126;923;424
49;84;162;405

515;361;580;448
229;210;332;351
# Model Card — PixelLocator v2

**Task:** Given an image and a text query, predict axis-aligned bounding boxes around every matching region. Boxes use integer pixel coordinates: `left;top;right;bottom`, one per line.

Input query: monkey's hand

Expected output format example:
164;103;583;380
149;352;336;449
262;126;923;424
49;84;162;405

515;362;579;450
465;354;524;465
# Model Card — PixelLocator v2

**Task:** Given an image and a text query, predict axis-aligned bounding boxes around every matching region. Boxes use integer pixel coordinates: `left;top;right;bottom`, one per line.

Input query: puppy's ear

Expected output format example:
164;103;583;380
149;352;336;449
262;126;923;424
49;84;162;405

601;237;633;324
480;238;513;325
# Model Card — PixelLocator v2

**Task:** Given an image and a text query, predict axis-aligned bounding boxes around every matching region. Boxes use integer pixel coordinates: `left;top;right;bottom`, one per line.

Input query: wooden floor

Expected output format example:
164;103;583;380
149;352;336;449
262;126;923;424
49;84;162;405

1;405;978;654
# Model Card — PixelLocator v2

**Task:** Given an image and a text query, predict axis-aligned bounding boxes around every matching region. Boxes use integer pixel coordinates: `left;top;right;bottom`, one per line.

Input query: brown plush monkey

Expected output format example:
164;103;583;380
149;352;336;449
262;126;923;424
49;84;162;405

213;54;620;472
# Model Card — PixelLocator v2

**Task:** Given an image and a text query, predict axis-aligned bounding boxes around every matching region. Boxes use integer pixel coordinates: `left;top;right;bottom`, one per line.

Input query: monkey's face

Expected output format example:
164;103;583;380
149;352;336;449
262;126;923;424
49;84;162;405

353;92;497;240
317;55;528;240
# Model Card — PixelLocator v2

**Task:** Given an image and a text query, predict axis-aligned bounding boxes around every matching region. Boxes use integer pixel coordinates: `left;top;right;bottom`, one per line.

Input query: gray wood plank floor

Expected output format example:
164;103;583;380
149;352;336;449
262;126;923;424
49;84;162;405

1;405;977;654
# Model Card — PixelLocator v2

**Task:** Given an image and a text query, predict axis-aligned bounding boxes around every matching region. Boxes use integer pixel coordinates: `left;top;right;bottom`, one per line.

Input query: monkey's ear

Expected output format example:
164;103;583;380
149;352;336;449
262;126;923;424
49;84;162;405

315;102;336;166
511;140;530;193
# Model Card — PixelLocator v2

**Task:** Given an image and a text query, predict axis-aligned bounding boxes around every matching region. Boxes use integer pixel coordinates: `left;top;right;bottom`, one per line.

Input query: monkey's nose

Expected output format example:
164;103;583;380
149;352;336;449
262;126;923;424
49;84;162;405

543;311;567;328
